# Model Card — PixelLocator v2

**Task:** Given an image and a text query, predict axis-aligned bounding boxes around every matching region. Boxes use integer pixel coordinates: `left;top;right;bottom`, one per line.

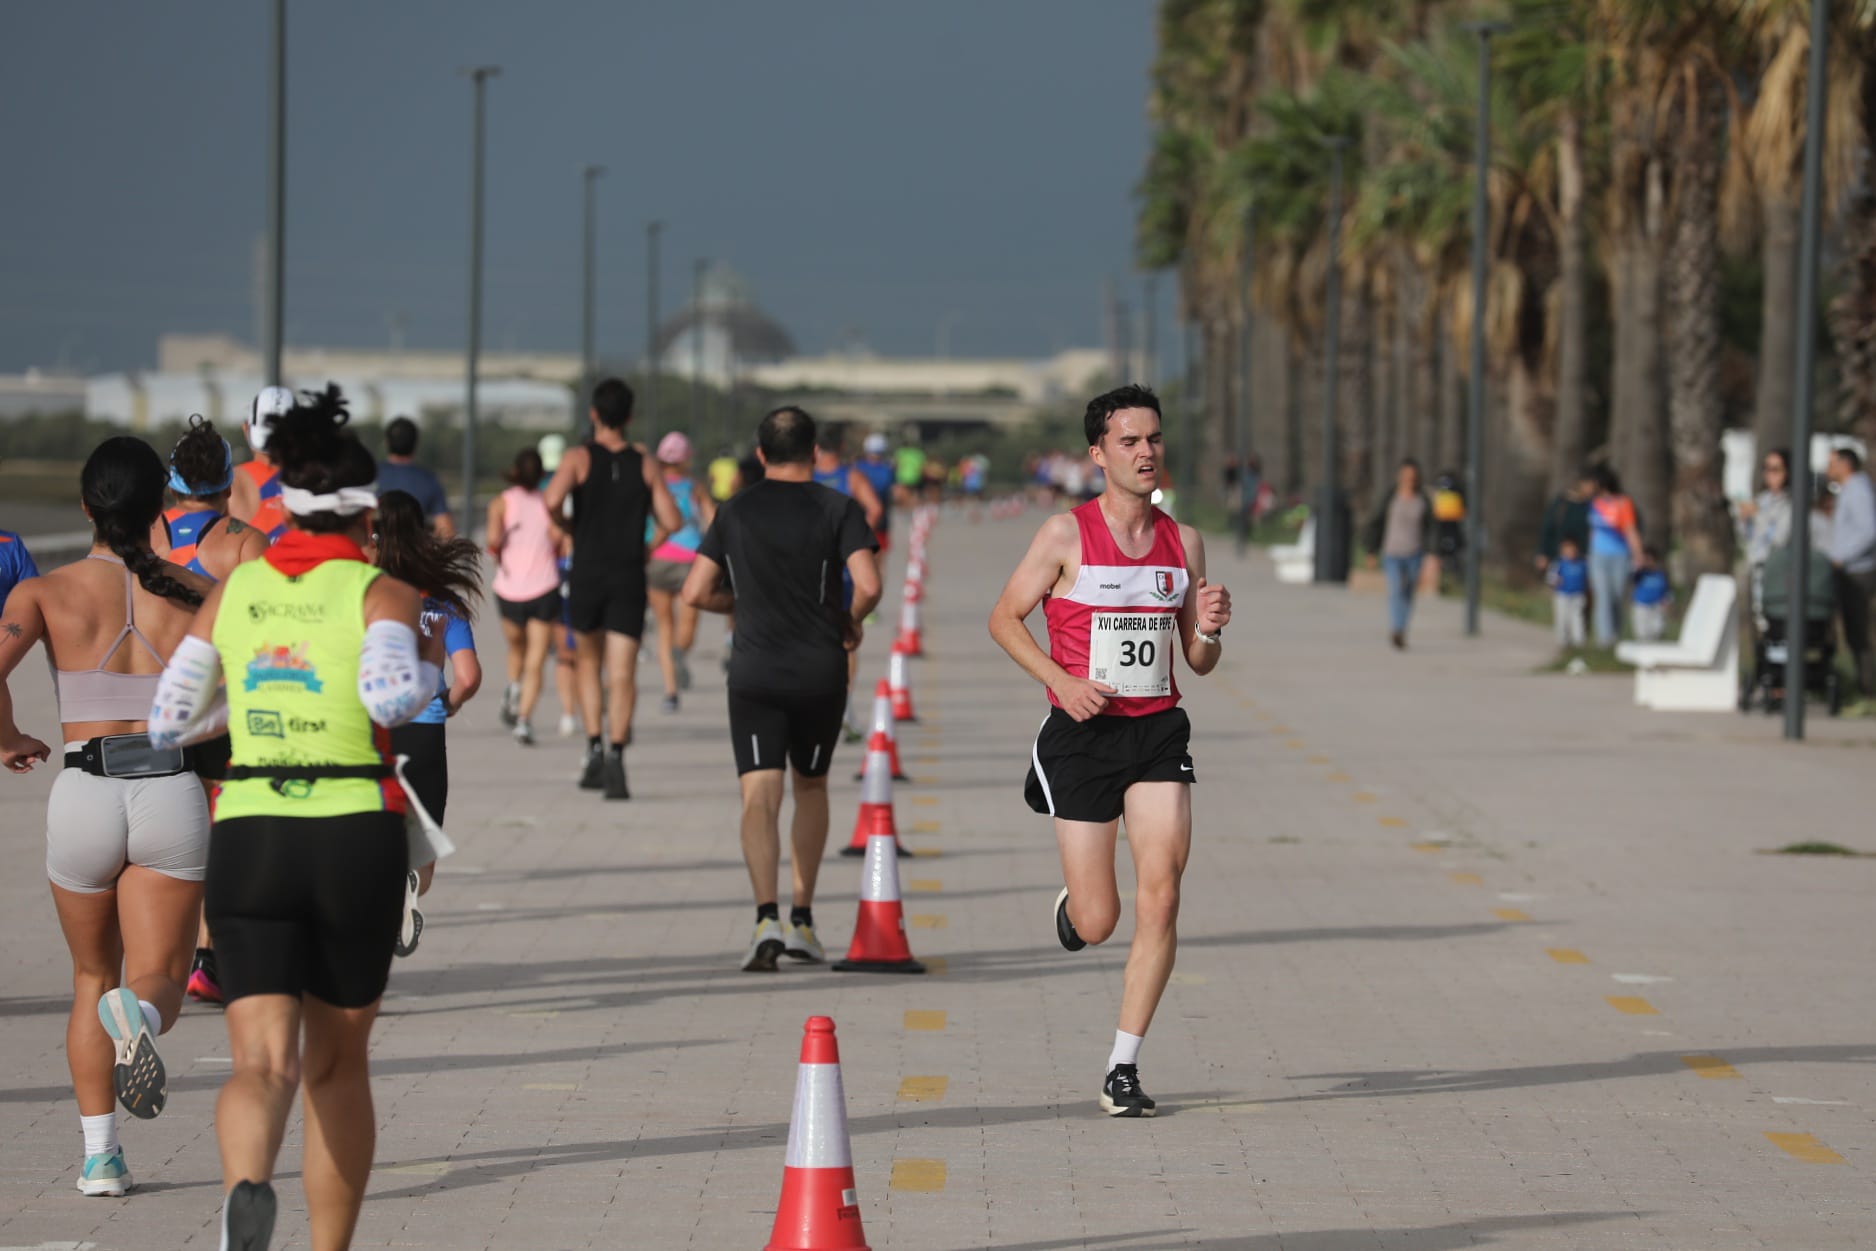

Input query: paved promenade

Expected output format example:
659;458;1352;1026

2;507;1873;1249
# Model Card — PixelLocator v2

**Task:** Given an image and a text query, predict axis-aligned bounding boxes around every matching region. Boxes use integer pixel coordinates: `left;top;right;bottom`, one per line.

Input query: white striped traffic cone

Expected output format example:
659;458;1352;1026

764;1016;870;1251
832;834;926;974
842;730;902;856
853;679;906;782
895;581;924;657
888;642;918;723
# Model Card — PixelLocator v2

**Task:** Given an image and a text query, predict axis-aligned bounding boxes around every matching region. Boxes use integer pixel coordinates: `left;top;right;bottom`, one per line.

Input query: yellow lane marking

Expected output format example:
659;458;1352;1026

1449;872;1483;886
897;1076;948;1102
904;1010;947;1031
906;879;942;893
1547;948;1590;964
1765;1132;1845;1164
912;756;939;766
909;820;941;834
913;775;940;785
1308;755;1331;765
890;1158;948;1191
1410;842;1446;854
925;956;948;975
1352;792;1378;803
1378;816;1407;828
1326;771;1351;783
1493;908;1531;923
911;796;940;807
1271;724;1292;734
1681;1055;1742;1080
522;1082;578;1091
1606;996;1659;1016
1284;739;1304;749
908;914;948;929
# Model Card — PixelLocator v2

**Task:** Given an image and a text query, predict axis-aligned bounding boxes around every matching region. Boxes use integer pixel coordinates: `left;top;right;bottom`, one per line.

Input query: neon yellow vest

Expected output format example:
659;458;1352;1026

212;558;395;820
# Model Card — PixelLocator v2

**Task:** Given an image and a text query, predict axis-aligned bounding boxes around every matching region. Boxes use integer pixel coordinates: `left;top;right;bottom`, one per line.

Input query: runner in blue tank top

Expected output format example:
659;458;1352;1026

810;427;884;738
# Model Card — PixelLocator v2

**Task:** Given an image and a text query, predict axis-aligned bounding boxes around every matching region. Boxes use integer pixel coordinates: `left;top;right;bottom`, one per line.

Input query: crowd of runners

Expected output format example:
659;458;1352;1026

0;379;1228;1245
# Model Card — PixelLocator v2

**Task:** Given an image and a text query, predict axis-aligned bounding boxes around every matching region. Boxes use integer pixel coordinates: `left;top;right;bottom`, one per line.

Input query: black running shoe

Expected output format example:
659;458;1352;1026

602;747;630;800
222;1179;277;1250
1099;1064;1157;1118
577;741;605;790
1053;888;1086;952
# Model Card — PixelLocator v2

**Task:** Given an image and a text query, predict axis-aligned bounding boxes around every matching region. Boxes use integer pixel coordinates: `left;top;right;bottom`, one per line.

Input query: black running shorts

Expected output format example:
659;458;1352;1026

497;588;562;626
389;721;448;825
567;578;646;640
205;812;407;1008
728;686;846;778
1024;706;1194;824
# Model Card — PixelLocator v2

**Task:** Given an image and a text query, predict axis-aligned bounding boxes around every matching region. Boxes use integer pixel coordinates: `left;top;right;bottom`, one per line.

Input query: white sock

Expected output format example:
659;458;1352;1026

1107;1029;1144;1070
138;999;161;1037
81;1112;118;1157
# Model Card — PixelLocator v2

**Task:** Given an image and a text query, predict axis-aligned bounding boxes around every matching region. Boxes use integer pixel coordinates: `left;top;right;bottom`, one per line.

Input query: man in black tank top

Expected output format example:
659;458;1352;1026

544;379;683;798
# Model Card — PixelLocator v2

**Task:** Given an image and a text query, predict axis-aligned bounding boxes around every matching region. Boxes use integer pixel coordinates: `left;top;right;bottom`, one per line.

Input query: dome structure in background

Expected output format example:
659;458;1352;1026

655;263;794;385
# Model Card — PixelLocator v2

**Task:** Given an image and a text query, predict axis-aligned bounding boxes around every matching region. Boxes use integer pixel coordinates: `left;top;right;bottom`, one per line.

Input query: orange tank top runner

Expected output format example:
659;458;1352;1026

1043;499;1190;717
238;460;290;542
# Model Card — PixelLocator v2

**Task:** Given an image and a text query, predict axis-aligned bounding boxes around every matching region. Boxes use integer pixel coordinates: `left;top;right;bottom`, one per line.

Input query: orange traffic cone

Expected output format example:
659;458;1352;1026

888;642;918;723
853;680;906;782
842;731;903;857
895;582;924;657
765;1016;870;1251
832;833;926;974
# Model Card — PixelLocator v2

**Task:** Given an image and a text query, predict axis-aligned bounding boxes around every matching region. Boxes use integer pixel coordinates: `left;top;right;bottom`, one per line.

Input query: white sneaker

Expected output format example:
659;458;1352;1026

741;917;787;972
395;870;423;958
783;921;825;964
513;720;535;746
557;714;578;739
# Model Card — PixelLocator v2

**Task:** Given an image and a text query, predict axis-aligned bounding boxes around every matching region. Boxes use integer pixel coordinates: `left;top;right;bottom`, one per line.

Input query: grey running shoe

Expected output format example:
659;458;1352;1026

221;1179;278;1250
97;989;165;1120
783;921;825;963
1053;888;1086;952
578;741;605;789
742;918;787;972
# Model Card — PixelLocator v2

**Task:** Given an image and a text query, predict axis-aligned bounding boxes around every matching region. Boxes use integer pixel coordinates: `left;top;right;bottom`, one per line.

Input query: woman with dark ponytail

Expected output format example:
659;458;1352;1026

148;384;434;1250
365;488;483;954
152;415;269;582
0;436;216;1197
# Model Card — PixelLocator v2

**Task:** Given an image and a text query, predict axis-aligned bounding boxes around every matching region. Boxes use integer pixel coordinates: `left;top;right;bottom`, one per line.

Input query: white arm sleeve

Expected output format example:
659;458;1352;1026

148;634;230;749
358;619;440;728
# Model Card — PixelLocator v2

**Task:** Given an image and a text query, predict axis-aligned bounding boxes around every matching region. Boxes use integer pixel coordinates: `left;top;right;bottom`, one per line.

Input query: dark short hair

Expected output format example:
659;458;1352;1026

1084;384;1161;447
1593;463;1622;495
759;405;816;465
1835;445;1863;473
815;422;848;454
385;416;418;457
591;378;634;430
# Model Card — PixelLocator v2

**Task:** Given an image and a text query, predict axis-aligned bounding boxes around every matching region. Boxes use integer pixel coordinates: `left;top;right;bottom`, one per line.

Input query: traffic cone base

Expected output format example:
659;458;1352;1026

832;954;926;974
833;835;925;974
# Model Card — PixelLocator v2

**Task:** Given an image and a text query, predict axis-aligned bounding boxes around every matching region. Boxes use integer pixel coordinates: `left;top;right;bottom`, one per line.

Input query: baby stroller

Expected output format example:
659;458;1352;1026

1741;542;1843;716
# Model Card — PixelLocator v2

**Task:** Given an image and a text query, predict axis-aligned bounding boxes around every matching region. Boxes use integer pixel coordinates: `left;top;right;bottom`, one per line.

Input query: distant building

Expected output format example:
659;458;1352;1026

655;263;794;386
0;370;85;418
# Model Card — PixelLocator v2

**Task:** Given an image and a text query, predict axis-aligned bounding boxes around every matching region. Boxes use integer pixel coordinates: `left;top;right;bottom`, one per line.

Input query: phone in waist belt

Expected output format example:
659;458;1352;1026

99;734;186;778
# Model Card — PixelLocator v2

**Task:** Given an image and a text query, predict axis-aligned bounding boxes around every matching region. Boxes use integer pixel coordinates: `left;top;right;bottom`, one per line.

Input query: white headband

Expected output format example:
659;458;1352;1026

280;483;379;517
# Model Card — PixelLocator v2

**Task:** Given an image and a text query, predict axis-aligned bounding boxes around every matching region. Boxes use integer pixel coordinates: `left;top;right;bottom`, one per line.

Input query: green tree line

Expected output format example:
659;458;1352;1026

1138;0;1876;581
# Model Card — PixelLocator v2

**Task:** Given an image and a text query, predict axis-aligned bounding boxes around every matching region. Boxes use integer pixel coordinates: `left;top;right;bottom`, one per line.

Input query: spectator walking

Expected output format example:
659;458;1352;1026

1548;537;1588;649
1825;447;1876;695
1586;465;1643;647
376;417;455;538
1630;546;1672;642
1365;459;1435;651
1736;447;1793;629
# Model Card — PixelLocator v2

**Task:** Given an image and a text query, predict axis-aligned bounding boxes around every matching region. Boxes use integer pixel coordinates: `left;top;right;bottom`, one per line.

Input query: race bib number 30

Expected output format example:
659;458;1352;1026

1088;612;1176;697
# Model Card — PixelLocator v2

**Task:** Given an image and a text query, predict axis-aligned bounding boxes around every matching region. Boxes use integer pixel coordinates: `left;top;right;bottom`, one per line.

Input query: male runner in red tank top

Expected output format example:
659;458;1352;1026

989;384;1231;1118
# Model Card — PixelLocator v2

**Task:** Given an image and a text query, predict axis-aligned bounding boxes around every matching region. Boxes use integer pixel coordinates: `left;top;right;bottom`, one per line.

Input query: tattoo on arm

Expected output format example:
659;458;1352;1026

2;622;20;640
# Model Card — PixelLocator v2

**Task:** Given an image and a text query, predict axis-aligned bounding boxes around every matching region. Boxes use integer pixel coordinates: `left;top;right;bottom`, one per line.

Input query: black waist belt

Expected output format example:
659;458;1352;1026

223;764;394;781
65;734;193;779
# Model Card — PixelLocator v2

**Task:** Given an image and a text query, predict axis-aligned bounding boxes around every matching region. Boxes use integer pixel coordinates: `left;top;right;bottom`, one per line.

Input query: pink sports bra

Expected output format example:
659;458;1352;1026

55;556;165;724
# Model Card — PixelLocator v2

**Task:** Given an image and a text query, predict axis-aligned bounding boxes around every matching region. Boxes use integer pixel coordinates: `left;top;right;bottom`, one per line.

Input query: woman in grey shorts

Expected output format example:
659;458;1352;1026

0;437;214;1197
644;432;715;712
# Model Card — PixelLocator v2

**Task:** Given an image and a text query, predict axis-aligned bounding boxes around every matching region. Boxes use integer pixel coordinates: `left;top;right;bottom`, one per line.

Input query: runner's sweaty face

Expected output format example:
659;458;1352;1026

1090;408;1163;498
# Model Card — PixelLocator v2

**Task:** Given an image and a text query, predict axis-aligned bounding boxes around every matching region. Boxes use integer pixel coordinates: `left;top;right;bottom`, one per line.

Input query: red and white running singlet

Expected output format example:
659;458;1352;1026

1044;499;1190;717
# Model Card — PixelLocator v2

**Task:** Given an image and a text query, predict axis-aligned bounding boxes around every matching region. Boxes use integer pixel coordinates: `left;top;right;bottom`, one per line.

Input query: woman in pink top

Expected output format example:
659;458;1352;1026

486;449;562;744
645;433;716;712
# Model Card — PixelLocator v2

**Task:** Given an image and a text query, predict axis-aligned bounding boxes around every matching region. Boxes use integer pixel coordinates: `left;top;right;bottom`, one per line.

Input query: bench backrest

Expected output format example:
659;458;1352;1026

1675;573;1737;659
1294;516;1316;551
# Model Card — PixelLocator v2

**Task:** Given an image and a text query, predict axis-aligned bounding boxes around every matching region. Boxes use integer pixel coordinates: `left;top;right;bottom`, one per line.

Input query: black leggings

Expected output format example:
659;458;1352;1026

390;722;449;825
206;812;407;1007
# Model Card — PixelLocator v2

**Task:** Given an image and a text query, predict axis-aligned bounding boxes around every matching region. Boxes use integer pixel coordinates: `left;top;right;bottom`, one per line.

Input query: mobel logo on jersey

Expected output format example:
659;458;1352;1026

1151;570;1177;602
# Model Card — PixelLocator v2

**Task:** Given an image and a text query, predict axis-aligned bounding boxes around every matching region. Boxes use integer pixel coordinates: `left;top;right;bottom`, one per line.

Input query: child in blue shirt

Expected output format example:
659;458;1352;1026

1548;537;1588;648
1631;546;1672;641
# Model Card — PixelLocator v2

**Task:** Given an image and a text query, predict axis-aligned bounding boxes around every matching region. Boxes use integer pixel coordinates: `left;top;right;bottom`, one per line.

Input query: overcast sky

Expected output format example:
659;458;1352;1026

5;2;1163;375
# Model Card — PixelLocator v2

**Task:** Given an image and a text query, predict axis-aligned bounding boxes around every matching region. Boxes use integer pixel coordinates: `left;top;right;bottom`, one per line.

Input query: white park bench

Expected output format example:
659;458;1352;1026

1270;516;1316;585
1615;573;1738;712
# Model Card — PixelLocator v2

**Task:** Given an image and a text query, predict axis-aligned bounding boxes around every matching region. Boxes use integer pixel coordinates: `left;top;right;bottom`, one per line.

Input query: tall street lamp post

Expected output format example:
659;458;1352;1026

1785;0;1832;741
1461;20;1508;635
690;257;707;442
460;65;500;529
645;220;662;430
1314;136;1351;585
263;0;286;387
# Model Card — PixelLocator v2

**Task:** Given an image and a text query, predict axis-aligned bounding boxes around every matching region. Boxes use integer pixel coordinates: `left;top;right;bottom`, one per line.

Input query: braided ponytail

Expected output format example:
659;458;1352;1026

81;436;206;608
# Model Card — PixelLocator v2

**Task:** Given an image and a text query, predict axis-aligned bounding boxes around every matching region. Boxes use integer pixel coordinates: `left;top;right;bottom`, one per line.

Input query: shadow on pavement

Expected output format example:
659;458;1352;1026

1276;1042;1876;1102
987;1211;1635;1250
